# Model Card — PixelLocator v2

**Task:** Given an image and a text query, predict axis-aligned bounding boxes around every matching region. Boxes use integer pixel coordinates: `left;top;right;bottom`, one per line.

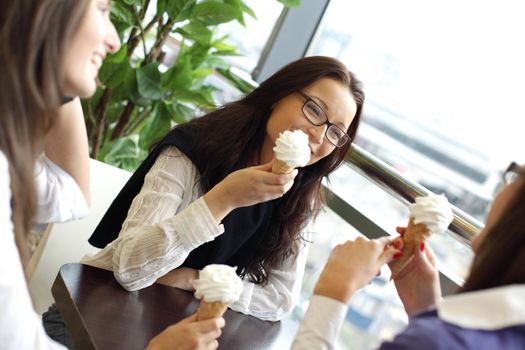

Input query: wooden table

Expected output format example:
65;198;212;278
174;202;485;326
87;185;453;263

52;263;299;350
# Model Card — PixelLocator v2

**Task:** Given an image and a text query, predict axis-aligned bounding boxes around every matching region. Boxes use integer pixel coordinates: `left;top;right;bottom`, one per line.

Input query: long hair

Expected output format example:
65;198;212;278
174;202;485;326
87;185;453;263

176;56;364;283
460;178;525;292
0;0;90;264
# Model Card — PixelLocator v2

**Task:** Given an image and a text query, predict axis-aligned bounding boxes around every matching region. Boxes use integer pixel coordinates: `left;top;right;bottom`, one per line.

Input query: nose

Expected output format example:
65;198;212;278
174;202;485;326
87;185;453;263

105;23;121;53
308;124;327;145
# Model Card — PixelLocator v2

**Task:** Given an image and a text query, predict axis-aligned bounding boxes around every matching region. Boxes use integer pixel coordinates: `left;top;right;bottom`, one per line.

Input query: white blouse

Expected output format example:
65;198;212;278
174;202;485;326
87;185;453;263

0;151;88;350
82;146;311;321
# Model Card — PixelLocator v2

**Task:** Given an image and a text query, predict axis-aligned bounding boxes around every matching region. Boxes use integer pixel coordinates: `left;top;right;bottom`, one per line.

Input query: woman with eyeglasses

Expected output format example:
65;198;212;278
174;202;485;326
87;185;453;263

82;56;367;321
292;163;525;349
1;1;225;349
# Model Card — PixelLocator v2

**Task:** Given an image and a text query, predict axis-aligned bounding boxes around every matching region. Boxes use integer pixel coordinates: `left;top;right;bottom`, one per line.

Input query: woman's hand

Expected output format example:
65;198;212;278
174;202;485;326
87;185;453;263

156;267;198;291
390;227;442;316
203;162;297;223
146;313;224;350
313;236;402;304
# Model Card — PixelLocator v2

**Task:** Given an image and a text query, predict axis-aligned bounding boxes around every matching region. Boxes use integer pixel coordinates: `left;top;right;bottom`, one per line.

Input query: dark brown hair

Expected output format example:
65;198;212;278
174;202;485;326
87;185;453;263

461;176;525;292
0;0;89;264
176;56;364;283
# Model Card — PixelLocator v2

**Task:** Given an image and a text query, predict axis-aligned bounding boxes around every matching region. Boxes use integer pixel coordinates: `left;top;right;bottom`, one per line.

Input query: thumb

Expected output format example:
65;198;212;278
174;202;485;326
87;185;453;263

379;244;402;265
411;241;437;271
253;161;273;172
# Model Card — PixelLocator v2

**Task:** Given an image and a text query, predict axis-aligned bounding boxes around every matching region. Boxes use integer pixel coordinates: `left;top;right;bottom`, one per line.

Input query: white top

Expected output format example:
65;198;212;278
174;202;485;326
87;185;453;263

292;284;525;349
82;146;311;321
437;284;525;330
291;295;348;350
0;151;88;350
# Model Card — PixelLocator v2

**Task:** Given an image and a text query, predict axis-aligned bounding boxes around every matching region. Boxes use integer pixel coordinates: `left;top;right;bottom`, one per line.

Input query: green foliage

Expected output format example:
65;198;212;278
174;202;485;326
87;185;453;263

83;0;298;171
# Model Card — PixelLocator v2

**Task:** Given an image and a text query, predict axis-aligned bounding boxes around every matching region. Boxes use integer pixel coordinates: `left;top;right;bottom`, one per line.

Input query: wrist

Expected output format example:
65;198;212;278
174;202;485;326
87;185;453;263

313;274;358;304
203;185;233;223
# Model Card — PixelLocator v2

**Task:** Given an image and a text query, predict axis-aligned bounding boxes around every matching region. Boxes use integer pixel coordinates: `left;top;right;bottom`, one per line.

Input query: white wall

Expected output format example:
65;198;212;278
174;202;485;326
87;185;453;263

28;159;131;314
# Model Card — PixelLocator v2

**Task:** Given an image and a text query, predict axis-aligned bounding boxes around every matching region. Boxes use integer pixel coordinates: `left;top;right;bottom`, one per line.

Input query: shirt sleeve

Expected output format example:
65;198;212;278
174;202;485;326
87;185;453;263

82;147;225;291
0;153;66;350
229;229;312;321
33;154;88;223
291;295;348;350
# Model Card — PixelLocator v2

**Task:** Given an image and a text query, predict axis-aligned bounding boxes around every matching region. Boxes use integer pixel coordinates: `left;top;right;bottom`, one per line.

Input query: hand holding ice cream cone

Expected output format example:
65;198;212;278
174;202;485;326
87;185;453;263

389;194;453;279
272;130;310;174
193;264;243;321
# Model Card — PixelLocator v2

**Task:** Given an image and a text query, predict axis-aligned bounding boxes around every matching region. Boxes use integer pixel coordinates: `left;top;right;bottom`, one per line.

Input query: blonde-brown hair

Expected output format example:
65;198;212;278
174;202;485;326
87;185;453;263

0;0;90;264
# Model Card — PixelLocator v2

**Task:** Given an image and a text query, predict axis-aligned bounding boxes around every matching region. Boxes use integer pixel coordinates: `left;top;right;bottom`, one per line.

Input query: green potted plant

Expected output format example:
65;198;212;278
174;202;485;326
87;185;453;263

84;0;299;171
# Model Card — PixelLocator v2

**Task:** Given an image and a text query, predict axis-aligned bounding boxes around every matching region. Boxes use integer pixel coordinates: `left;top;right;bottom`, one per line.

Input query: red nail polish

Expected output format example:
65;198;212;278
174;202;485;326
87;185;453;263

393;252;403;259
420;242;425;252
393;240;402;249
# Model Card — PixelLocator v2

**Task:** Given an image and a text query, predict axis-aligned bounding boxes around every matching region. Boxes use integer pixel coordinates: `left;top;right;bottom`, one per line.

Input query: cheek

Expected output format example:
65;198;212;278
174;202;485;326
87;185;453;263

311;142;336;163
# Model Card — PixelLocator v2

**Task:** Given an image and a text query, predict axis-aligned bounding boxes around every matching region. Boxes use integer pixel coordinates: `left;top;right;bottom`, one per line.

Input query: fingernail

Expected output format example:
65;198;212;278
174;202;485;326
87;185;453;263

420;242;425;252
393;240;402;249
393;252;403;259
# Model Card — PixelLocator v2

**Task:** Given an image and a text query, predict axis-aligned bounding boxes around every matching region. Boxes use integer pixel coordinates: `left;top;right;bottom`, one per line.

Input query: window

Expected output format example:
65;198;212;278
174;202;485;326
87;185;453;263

309;0;525;223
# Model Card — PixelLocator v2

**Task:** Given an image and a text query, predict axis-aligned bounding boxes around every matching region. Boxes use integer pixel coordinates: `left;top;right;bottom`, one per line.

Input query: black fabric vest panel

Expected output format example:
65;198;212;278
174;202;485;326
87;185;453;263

88;127;274;274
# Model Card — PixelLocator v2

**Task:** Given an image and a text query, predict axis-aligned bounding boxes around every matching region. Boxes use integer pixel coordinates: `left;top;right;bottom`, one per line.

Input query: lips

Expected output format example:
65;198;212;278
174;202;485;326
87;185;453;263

91;52;106;70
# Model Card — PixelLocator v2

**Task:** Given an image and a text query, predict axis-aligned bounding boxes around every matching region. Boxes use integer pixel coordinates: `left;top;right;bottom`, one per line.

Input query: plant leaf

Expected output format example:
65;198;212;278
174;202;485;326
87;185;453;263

139;102;173;149
277;0;301;7
190;2;241;25
223;0;245;25
162;55;193;91
175;22;213;46
173;103;196;124
241;2;257;19
166;0;197;22
102;135;145;171
99;60;133;89
136;63;163;100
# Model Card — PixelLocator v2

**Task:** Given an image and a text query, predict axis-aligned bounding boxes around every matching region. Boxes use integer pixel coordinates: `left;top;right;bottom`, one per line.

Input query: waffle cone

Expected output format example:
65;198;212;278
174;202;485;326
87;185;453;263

196;300;228;321
389;218;431;279
271;158;295;174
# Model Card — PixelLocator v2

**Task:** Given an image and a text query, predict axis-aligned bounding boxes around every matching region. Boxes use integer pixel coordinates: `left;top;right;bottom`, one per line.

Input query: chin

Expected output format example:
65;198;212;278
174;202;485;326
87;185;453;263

73;82;97;98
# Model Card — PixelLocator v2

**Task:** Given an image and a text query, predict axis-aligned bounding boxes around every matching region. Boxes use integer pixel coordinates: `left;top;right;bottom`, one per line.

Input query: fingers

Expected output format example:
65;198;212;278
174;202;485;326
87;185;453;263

207;339;219;349
418;242;437;267
196;317;225;342
379;240;403;265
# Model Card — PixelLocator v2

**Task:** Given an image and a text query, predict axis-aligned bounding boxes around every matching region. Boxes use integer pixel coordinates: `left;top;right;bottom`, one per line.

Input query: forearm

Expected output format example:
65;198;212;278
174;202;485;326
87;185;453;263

112;198;224;291
44;98;90;205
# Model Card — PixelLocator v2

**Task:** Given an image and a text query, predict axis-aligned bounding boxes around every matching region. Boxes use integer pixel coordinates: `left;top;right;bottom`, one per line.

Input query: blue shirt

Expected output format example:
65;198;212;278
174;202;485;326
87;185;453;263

379;310;525;350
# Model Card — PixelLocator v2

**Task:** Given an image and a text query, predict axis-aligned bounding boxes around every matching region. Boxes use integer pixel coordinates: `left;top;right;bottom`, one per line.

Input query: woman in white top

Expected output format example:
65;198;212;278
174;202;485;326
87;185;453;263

0;0;224;349
292;163;525;349
83;56;365;321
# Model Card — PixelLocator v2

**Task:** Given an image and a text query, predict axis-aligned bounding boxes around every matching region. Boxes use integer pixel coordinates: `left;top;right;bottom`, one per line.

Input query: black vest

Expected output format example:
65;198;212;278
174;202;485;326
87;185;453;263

88;127;275;273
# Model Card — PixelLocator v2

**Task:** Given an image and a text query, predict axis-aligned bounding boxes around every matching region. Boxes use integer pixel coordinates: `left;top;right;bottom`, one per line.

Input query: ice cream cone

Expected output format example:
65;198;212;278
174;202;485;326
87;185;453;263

196;300;229;321
389;218;431;279
271;158;295;174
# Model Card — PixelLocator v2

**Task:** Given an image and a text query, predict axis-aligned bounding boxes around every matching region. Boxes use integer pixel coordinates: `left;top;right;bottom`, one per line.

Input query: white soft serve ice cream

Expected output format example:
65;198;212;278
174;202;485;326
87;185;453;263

193;264;243;303
273;130;311;167
409;193;454;234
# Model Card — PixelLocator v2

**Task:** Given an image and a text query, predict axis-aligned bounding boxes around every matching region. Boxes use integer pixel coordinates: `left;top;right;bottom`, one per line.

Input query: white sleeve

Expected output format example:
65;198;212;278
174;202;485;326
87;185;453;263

291;295;348;350
0;153;66;350
33;154;88;223
229;231;311;321
82;147;224;291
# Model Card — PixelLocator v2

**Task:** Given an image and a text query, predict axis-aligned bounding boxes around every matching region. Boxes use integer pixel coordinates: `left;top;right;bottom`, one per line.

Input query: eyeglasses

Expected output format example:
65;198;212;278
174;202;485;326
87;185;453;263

502;162;525;184
297;91;351;147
